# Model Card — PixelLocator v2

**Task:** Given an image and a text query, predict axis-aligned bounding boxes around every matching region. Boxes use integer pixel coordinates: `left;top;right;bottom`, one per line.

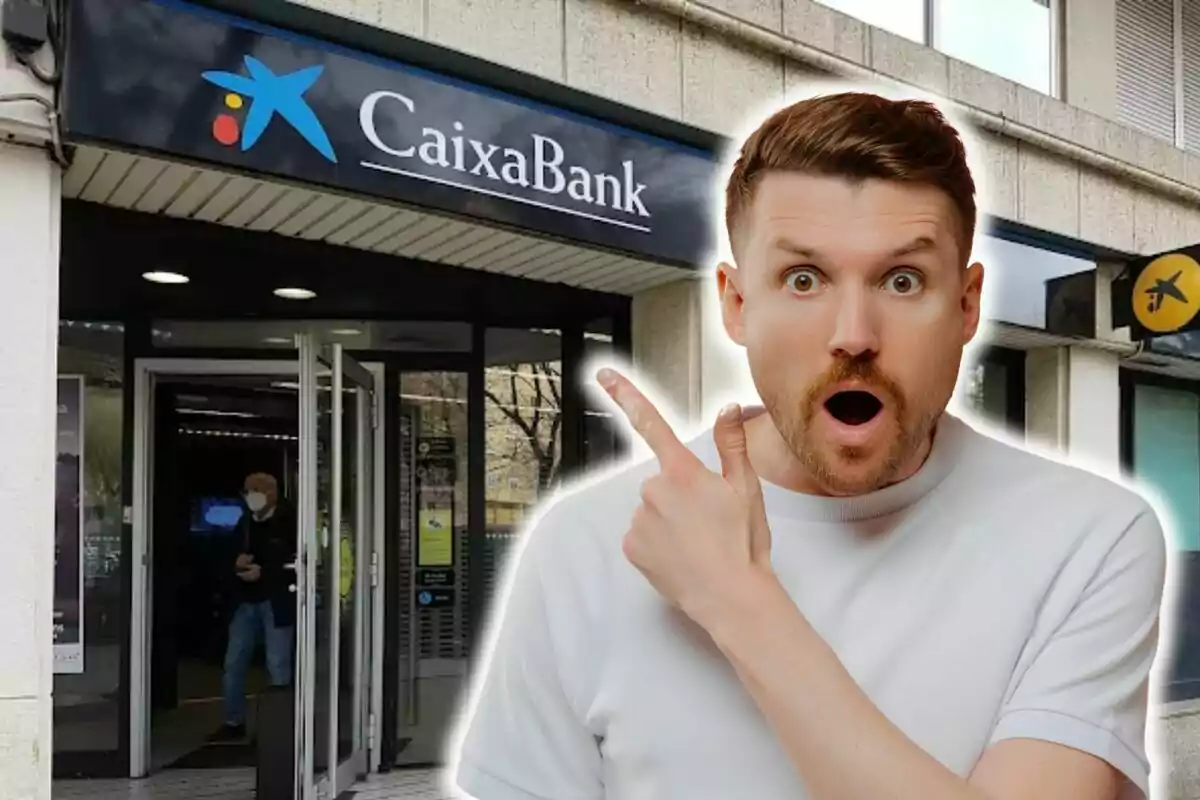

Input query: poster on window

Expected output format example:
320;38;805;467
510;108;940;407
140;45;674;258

54;376;85;674
415;437;456;569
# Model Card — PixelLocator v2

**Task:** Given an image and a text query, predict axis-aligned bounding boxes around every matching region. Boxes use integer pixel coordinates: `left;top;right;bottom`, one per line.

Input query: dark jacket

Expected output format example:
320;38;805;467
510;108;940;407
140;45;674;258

230;502;297;628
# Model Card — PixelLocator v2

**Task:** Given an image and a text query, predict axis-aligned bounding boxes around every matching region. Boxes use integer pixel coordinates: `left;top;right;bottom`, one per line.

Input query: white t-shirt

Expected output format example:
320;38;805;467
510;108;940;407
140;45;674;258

451;412;1168;800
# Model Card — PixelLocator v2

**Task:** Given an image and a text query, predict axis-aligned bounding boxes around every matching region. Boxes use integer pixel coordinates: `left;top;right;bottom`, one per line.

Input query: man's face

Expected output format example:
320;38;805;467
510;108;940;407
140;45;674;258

719;172;983;496
243;474;278;507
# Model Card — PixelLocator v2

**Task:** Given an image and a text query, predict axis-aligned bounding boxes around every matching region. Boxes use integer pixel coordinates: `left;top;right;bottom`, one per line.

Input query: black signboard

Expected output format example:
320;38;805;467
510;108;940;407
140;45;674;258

1122;247;1200;341
417;568;455;587
415;588;456;609
416;437;456;486
62;0;719;266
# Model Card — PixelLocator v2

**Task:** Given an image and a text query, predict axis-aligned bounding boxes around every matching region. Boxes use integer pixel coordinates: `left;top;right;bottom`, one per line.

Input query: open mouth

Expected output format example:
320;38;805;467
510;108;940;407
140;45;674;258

824;390;883;426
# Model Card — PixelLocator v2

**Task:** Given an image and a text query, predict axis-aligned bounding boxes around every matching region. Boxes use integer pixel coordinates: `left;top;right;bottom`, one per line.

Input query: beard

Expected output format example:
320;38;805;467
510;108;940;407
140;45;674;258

761;355;941;495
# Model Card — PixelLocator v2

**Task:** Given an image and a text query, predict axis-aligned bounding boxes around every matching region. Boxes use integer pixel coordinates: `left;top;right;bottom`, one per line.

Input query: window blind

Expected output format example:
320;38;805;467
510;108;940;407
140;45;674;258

1116;0;1178;143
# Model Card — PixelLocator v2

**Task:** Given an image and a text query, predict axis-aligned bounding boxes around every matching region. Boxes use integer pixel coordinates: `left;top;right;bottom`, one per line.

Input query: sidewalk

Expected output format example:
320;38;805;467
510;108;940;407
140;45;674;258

53;766;451;799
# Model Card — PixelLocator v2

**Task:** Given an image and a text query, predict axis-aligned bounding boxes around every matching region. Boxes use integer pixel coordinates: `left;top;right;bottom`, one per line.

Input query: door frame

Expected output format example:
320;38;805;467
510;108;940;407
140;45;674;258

129;357;385;781
305;342;379;798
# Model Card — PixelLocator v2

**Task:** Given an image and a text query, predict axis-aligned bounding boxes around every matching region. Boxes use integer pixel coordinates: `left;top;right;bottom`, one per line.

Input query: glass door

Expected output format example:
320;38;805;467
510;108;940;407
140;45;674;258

329;343;375;792
296;336;375;800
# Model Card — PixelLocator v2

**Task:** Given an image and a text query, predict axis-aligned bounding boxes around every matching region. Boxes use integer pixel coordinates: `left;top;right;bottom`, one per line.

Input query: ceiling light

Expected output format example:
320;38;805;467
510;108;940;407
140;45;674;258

274;287;316;300
262;337;292;345
330;328;362;336
143;271;190;285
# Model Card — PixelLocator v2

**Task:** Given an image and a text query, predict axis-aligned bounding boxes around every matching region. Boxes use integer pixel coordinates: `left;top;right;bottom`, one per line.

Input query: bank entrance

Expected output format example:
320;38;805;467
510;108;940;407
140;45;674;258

53;195;638;794
52;0;715;790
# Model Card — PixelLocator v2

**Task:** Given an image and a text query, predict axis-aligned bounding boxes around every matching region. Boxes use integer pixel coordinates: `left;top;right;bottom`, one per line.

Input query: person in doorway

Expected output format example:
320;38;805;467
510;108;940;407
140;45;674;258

452;92;1169;800
211;471;297;743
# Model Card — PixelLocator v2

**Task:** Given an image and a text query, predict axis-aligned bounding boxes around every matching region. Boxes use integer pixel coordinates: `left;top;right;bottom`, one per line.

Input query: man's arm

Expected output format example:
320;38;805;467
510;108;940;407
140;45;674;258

702;549;1148;800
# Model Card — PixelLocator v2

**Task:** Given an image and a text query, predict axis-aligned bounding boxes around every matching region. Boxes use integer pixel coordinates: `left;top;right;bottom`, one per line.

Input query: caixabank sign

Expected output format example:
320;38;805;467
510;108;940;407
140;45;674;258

62;0;718;266
1119;247;1200;340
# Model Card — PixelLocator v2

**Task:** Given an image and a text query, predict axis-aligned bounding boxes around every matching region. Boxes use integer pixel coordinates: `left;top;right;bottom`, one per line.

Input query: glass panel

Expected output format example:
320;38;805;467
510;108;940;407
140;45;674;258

935;0;1052;93
336;376;359;762
484;328;563;606
1133;384;1200;551
813;0;926;43
53;321;125;759
1148;330;1200;361
976;235;1095;330
961;355;1018;436
399;372;470;657
313;364;334;780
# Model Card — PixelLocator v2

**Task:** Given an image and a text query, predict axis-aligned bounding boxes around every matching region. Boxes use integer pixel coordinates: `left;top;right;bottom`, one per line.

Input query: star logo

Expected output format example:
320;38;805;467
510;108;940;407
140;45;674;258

201;55;337;163
1133;252;1200;334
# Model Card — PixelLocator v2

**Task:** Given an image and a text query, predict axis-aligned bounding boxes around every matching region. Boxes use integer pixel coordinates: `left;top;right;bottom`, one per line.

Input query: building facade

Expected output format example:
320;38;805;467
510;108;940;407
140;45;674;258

4;0;1200;797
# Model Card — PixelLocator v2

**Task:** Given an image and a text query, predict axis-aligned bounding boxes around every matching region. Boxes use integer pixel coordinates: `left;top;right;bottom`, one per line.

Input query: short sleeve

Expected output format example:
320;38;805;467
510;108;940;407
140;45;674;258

989;506;1168;799
451;503;605;800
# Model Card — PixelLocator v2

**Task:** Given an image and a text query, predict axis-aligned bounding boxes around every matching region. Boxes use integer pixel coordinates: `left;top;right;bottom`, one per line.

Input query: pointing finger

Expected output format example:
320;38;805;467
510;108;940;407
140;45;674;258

597;368;694;473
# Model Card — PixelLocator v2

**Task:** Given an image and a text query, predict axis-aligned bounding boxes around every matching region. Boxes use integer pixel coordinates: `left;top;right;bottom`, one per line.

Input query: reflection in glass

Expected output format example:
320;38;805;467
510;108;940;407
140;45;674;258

1132;384;1200;551
977;235;1094;330
935;0;1052;93
313;368;333;778
53;321;125;760
483;328;563;609
962;356;1017;436
814;0;926;43
337;381;359;762
1149;330;1200;360
398;371;470;672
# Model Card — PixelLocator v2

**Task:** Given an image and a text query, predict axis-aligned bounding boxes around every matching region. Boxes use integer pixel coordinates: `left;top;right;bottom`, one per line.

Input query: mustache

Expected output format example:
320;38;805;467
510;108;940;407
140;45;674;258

802;356;906;415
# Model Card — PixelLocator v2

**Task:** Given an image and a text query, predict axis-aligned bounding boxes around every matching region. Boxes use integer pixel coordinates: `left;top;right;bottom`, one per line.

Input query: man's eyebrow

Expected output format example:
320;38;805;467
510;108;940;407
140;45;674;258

890;236;938;257
769;236;939;259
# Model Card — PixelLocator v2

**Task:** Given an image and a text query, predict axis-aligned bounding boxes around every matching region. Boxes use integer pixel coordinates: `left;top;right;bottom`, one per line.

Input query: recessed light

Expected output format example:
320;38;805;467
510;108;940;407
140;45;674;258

274;287;316;300
143;271;190;285
262;337;292;345
330;328;362;336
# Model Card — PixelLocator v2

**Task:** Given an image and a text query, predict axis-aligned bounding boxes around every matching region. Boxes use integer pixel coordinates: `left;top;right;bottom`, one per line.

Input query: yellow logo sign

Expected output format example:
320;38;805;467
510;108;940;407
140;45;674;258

339;534;354;601
1133;252;1200;334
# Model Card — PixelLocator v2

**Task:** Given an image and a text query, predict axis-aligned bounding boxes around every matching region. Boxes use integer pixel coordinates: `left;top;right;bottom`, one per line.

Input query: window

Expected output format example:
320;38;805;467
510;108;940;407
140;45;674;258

975;234;1095;331
935;0;1054;94
1116;0;1200;151
961;348;1026;437
1116;0;1176;143
1124;375;1200;700
54;321;126;774
1131;383;1200;550
814;0;926;43
813;0;1056;95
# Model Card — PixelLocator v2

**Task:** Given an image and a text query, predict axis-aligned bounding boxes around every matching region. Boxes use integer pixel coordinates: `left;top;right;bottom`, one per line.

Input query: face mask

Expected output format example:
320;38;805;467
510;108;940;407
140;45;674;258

245;492;268;513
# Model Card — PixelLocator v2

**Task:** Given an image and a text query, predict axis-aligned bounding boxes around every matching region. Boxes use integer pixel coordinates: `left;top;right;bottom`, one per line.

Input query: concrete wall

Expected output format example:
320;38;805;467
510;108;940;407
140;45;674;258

290;0;1200;249
0;50;61;796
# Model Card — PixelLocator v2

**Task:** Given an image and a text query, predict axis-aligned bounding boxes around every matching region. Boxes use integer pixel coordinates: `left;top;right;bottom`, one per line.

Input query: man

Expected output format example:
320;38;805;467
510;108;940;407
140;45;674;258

211;471;297;742
451;92;1168;800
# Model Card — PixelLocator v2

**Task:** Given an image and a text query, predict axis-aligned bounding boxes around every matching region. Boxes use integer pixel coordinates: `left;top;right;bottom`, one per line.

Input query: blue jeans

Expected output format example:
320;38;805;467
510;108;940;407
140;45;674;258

222;600;294;726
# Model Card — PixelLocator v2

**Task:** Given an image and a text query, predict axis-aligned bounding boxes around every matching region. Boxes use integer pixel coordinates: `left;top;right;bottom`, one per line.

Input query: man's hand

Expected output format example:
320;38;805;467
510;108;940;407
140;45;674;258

235;553;253;570
597;368;774;628
238;563;262;582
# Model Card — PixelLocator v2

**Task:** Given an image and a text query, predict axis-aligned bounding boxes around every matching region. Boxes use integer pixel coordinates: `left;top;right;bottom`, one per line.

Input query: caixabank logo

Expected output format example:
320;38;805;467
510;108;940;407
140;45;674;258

201;55;338;163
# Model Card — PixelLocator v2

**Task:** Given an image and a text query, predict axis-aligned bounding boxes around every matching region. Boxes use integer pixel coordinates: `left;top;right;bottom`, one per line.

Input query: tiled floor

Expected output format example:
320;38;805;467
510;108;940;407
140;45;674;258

53;767;452;799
